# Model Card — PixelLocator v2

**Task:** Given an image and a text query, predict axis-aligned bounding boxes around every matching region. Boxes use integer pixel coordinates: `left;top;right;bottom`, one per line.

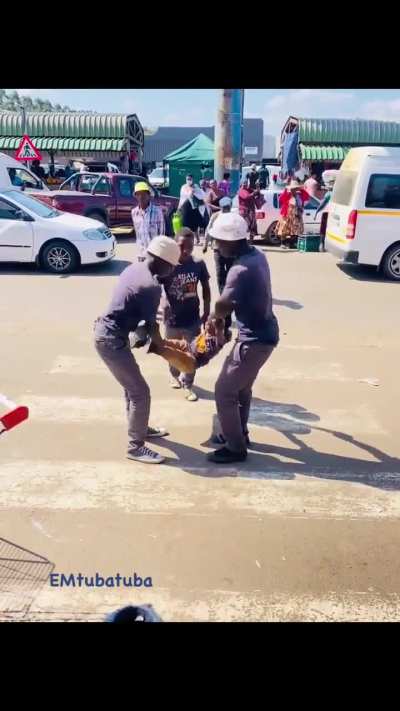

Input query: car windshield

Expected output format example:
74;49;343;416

5;190;60;218
151;169;163;178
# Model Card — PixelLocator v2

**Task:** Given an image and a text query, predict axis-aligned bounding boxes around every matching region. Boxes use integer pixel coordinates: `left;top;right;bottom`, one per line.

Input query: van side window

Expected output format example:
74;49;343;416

366;174;400;209
7;168;42;190
332;171;357;206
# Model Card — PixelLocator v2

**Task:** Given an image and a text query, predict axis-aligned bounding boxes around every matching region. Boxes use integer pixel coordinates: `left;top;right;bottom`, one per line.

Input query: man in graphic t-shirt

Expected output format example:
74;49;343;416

162;228;211;402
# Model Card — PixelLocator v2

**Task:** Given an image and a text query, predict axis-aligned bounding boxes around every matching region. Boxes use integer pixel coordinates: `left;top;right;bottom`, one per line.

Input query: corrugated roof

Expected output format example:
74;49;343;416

300;144;351;160
298;118;400;145
0;136;126;151
0;112;132;138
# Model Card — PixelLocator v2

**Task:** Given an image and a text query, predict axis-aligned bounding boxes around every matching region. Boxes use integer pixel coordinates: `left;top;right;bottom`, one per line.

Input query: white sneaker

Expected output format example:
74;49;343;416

170;377;182;389
184;388;198;402
127;445;165;464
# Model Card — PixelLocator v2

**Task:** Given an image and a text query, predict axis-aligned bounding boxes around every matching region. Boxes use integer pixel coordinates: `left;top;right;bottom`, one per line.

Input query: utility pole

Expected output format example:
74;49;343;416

214;89;244;196
19;104;28;168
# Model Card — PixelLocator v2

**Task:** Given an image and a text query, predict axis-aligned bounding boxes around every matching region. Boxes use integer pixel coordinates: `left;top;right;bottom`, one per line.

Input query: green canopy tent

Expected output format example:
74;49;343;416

164;133;215;197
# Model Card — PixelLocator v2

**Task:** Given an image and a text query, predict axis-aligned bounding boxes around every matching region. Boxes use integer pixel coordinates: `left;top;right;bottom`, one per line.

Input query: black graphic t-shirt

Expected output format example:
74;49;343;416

163;257;210;328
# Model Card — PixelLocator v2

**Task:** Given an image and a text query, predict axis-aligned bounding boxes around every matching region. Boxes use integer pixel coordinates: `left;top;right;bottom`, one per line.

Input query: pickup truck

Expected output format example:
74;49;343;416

31;172;178;234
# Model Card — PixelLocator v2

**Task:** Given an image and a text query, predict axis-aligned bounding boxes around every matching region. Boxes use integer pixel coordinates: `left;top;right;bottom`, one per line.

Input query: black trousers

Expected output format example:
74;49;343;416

214;250;234;331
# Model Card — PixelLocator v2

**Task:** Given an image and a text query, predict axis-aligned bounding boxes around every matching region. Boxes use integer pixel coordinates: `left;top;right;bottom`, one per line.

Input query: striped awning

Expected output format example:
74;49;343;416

0;136;126;152
300;144;351;161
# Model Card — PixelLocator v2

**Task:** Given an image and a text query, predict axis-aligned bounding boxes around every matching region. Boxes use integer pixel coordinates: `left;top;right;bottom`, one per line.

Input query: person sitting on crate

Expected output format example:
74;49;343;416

277;180;310;250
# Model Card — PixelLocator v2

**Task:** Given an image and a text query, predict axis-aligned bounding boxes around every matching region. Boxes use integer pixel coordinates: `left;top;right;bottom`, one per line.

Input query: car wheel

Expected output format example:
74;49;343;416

41;240;79;274
265;221;280;246
381;244;400;281
86;210;108;226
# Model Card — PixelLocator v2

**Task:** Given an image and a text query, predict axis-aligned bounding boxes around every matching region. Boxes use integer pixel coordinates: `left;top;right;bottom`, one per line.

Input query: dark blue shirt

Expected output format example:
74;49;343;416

95;261;161;340
221;247;279;345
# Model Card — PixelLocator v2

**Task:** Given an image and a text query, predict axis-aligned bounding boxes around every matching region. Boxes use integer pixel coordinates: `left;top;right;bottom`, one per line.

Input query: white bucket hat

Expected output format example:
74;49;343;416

147;235;180;265
288;179;302;190
209;212;249;241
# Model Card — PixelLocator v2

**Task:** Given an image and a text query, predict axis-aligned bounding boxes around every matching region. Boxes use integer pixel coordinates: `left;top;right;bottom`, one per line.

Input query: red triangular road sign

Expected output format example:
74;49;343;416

15;135;42;162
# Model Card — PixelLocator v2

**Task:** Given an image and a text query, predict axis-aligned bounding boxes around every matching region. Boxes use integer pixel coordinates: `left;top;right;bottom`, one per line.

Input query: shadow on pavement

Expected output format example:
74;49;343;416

273;298;303;310
0;259;132;278
160;394;400;490
338;263;398;284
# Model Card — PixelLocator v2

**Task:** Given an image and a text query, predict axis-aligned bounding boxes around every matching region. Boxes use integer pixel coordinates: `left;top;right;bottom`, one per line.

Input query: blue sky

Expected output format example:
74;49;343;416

14;88;400;137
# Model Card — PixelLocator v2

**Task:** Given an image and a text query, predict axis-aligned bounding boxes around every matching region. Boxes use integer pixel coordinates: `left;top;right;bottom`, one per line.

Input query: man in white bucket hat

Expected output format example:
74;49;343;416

207;212;279;464
94;236;180;464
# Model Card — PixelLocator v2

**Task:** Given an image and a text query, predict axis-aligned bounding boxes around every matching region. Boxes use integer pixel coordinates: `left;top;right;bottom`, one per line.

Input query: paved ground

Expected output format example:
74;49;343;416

1;236;400;622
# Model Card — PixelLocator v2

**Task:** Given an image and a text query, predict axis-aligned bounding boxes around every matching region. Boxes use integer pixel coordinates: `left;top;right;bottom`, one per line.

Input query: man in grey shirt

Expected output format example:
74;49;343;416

207;212;279;464
94;236;180;464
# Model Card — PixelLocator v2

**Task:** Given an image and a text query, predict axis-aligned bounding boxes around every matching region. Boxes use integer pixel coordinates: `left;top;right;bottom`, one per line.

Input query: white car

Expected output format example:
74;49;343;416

233;189;322;244
148;167;169;189
0;190;115;274
0;151;49;194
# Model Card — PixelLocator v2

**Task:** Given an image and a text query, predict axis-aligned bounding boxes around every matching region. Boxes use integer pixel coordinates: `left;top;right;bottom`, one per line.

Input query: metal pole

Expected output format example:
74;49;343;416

19;104;28;168
214;89;244;196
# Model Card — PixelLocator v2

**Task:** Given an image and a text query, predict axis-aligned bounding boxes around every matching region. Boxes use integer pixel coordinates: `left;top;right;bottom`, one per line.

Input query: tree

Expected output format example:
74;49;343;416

0;90;85;113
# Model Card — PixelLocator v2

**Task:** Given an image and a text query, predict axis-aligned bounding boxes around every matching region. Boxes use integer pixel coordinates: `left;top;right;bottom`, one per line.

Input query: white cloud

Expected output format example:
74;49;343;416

262;89;356;137
358;99;400;121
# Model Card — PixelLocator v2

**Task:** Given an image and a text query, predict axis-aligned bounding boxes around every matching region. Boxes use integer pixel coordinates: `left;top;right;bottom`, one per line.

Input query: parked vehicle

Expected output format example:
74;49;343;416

148;166;169;189
326;146;400;280
241;164;281;186
0;152;49;193
0;189;115;274
32;172;178;233
232;188;322;244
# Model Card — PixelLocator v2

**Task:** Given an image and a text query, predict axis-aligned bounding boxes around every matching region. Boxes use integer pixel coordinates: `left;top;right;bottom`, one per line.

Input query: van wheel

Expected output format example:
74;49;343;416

86;210;108;226
381;244;400;281
264;221;280;246
41;240;79;274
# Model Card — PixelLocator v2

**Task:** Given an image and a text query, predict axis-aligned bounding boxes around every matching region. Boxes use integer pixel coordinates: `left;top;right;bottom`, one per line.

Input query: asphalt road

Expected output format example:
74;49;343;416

1;237;400;621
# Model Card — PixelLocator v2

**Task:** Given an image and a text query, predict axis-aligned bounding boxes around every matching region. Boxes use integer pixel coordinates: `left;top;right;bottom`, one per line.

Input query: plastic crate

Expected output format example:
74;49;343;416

298;234;320;252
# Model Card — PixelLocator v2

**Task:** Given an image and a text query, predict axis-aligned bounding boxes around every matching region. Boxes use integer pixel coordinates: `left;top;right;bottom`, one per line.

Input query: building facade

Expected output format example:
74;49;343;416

279;116;400;177
144;118;264;164
0;111;144;168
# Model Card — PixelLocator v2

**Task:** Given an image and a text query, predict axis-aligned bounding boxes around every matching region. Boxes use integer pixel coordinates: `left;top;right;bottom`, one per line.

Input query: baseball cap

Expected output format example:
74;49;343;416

147;235;180;265
134;181;150;193
209;212;249;241
219;196;232;208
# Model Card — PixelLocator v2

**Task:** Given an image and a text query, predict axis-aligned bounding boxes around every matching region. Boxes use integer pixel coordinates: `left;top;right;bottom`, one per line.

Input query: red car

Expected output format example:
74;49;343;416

32;172;178;235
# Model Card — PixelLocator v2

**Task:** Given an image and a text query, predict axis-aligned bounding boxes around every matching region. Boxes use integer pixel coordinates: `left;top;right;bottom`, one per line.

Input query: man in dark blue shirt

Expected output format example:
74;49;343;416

207;212;279;464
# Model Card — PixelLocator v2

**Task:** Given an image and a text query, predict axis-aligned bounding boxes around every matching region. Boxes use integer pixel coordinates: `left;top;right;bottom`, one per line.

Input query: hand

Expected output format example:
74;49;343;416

201;312;210;326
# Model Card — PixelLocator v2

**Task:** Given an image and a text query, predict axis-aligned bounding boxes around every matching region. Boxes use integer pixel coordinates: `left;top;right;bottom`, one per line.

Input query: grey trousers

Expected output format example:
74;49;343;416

215;341;275;453
165;323;200;388
95;338;150;454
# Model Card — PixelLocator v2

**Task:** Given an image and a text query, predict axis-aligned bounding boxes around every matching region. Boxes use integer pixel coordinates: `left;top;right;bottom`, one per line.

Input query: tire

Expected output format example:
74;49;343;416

86;210;108;226
381;244;400;281
264;220;280;246
41;240;79;274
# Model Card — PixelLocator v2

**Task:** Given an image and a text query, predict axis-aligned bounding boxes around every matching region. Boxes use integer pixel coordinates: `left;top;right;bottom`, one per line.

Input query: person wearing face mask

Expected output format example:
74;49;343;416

179;174;197;208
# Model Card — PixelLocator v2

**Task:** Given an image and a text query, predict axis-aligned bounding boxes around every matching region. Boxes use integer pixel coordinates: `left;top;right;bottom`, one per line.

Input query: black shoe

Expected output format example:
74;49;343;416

207;447;247;464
